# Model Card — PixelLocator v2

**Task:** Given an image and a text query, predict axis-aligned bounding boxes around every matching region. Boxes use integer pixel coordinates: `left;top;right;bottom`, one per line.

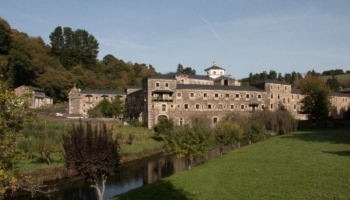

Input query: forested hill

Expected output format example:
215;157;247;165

0;18;158;102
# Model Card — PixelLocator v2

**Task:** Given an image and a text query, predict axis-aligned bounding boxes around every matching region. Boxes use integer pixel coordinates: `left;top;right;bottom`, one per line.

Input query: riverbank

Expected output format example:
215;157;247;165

112;127;350;200
22;143;165;182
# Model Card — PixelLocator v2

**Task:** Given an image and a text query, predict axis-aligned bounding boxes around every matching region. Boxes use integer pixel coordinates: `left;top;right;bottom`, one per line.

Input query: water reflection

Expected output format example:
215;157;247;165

12;145;238;199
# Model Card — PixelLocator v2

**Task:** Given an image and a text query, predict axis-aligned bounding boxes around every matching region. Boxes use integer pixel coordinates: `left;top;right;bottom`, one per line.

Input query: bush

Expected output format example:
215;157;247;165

130;119;143;127
153;118;174;137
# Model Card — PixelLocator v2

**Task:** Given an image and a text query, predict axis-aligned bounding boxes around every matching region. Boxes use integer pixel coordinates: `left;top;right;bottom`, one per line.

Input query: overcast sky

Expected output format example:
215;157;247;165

1;1;350;79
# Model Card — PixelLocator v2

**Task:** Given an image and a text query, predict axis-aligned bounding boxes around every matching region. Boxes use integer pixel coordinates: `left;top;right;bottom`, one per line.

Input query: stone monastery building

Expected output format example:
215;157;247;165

69;61;350;129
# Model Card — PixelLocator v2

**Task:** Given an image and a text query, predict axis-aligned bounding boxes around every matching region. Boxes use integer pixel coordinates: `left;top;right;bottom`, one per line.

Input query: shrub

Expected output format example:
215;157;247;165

130;119;143;127
153;118;174;137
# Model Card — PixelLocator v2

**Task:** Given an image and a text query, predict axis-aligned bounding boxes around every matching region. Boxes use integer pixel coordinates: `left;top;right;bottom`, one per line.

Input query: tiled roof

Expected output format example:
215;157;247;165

176;84;263;92
330;92;350;97
204;66;225;71
81;90;126;95
291;89;301;94
256;79;291;85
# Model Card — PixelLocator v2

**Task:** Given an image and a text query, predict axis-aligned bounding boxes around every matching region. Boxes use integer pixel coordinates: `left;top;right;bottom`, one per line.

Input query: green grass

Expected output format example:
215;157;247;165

322;74;350;85
16;123;164;172
112;127;350;200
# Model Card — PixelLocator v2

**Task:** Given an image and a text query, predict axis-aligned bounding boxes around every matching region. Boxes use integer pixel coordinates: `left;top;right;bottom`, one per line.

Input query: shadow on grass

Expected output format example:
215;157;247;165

323;150;350;156
113;180;193;200
282;128;350;145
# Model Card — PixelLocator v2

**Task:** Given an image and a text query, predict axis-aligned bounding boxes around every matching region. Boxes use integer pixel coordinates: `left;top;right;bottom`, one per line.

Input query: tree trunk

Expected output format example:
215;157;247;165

237;141;240;148
43;151;51;165
249;140;252;145
187;156;193;170
220;146;224;156
92;175;106;200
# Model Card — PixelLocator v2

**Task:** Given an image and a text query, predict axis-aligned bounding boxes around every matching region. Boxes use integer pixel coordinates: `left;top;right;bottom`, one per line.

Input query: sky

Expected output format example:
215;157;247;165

1;0;350;79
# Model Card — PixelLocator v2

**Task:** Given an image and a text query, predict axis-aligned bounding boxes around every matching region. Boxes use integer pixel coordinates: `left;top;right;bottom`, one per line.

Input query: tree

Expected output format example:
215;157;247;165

164;116;213;169
299;73;331;121
49;26;99;70
176;64;196;75
327;75;340;92
153;118;174;137
87;97;126;118
62;121;120;200
214;121;243;155
0;83;29;198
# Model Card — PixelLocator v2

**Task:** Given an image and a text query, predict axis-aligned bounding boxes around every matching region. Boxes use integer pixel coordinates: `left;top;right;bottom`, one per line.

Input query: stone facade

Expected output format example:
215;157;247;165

15;85;53;108
126;63;350;129
68;85;126;118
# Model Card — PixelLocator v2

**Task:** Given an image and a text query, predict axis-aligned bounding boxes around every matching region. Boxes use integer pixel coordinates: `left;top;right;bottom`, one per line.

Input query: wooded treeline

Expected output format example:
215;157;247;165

0;18;157;102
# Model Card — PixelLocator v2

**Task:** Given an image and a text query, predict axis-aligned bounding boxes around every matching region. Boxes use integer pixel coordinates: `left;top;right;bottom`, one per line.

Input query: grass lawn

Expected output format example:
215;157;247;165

16;124;164;173
112;127;350;200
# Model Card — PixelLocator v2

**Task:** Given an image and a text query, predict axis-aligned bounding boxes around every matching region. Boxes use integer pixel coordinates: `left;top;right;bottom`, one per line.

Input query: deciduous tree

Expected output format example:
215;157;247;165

300;73;331;121
62;121;120;200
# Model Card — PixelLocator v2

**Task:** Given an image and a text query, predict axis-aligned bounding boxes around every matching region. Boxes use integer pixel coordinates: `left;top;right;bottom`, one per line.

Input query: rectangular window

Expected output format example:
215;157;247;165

294;104;296;109
208;104;212;109
225;94;229;98
246;94;249;98
162;104;166;111
235;94;240;98
218;104;223;109
271;94;273;99
177;93;181;97
241;105;244;109
179;118;183;126
204;93;207;97
156;82;160;87
95;97;98;100
169;93;173;97
258;94;261;99
184;104;188;109
196;104;199;109
165;83;169;87
231;105;234;109
190;93;194;97
215;93;219;98
262;105;265;109
213;117;218;124
283;98;285;103
271;104;273;109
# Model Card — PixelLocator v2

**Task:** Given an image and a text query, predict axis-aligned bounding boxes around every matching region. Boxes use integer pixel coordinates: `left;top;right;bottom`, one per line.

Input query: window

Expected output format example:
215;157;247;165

218;104;223;109
292;95;294;99
215;93;219;98
177;93;181;97
283;98;285;103
208;104;212;109
213;117;218;124
96;97;98;100
162;104;166;111
171;104;174;108
196;104;199;109
190;93;194;97
271;94;274;99
231;105;234;109
262;105;265;109
241;105;245;109
204;93;207;97
184;104;188;109
179;118;183;126
235;94;240;98
225;94;229;98
246;94;249;98
271;104;273;109
294;104;296;109
285;86;287;90
156;82;160;87
169;93;173;97
258;94;261;99
177;105;180;108
165;83;169;87
278;94;280;99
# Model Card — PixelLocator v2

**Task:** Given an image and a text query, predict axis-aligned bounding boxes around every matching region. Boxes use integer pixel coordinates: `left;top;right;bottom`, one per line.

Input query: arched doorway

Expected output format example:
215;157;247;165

157;115;168;121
